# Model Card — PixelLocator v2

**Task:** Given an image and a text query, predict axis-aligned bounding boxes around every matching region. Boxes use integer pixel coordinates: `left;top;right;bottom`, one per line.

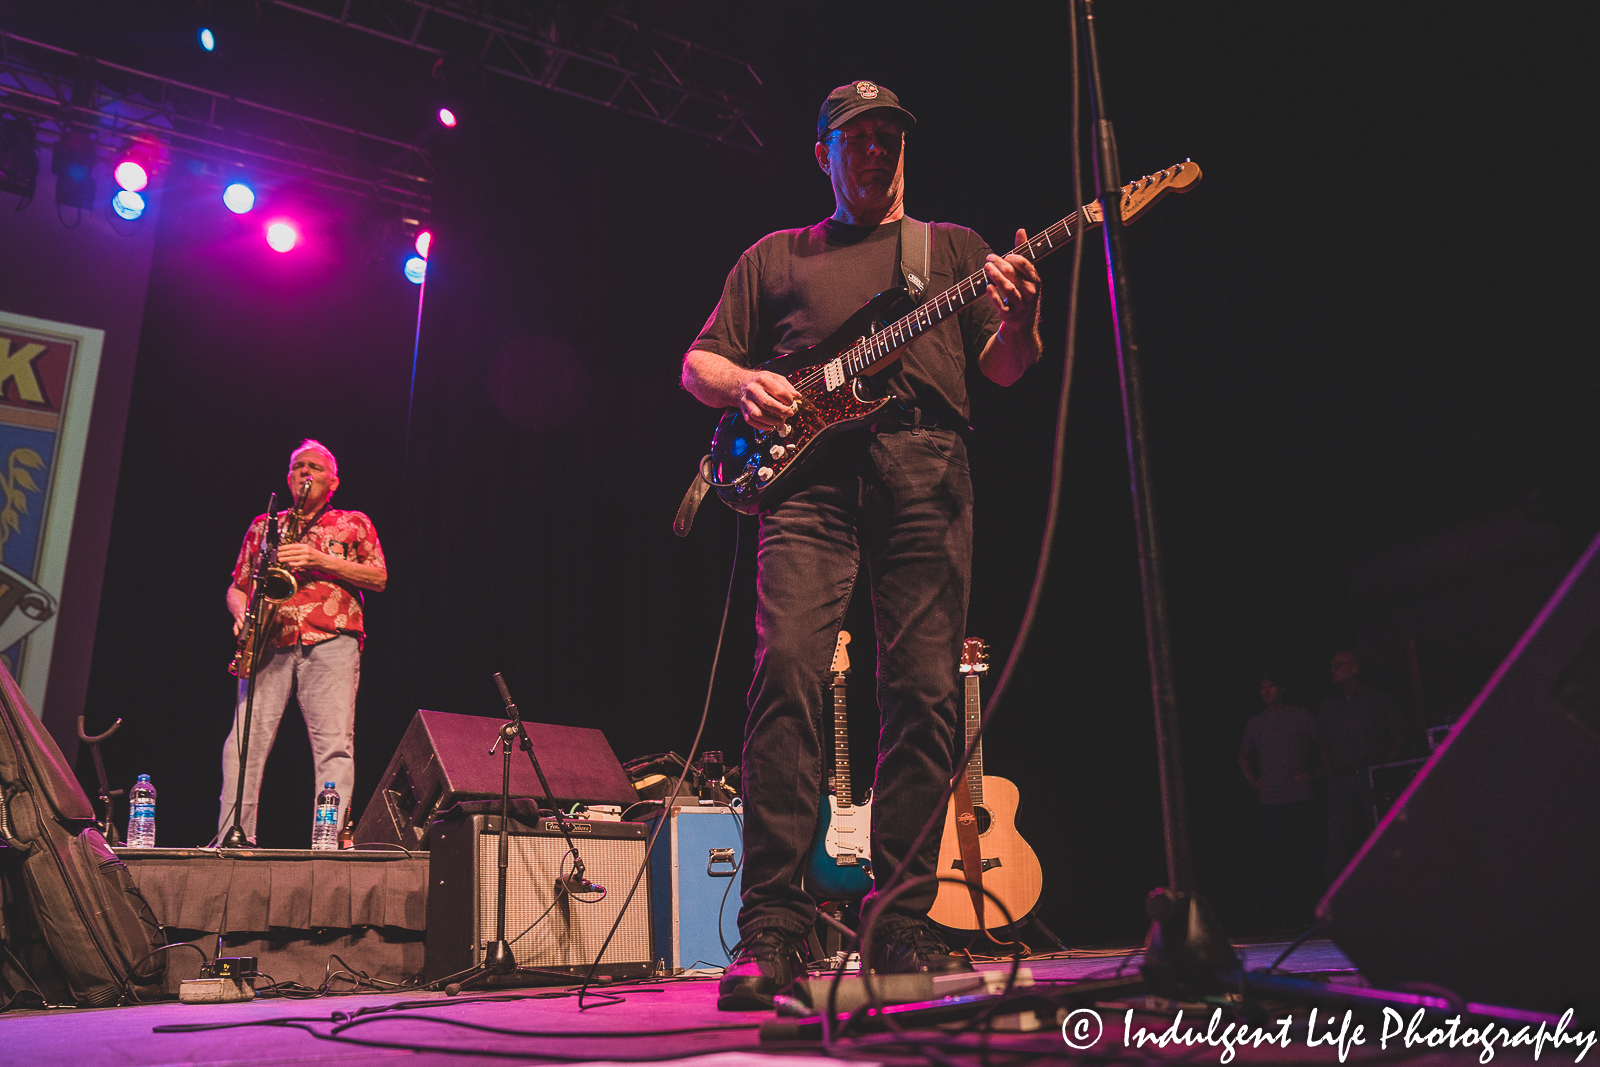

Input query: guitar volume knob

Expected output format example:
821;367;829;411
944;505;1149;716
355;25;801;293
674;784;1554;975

777;422;792;438
757;466;774;482
769;445;786;461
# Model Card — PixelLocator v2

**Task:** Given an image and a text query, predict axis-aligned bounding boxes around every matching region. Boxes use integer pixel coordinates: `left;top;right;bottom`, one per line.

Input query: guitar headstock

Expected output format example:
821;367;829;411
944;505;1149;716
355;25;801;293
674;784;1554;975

1081;160;1202;227
959;637;989;675
831;630;852;675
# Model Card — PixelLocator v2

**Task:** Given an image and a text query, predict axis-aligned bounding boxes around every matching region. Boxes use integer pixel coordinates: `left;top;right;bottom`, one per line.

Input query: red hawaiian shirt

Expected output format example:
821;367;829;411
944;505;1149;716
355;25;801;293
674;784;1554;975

231;508;386;649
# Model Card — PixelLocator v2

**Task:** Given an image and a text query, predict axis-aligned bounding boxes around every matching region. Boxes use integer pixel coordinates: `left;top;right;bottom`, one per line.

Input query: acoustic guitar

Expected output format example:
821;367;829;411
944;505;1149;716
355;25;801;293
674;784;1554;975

803;630;873;900
927;637;1042;932
706;161;1202;514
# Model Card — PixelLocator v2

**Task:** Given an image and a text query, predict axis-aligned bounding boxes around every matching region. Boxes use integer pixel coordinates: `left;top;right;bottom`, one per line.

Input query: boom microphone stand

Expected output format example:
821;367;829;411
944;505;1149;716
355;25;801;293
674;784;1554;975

447;673;603;992
1079;0;1235;988
221;493;281;850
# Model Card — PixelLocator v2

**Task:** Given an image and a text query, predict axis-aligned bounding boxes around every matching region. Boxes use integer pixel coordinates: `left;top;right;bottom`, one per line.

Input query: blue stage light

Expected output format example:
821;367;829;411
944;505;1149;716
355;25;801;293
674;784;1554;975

404;256;427;284
199;28;215;52
223;182;255;214
111;189;146;220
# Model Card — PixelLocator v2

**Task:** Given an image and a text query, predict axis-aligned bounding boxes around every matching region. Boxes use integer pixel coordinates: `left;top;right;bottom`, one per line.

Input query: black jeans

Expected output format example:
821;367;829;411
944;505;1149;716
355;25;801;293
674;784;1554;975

737;427;974;939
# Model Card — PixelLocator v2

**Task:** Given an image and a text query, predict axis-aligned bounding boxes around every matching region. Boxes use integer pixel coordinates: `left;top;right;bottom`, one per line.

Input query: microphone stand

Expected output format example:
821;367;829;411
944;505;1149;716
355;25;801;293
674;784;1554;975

1080;0;1236;990
221;493;281;850
447;673;596;992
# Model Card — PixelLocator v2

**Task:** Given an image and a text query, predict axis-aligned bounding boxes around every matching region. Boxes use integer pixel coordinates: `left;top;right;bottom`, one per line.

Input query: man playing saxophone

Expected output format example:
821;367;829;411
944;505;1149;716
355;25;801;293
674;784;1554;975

216;439;387;846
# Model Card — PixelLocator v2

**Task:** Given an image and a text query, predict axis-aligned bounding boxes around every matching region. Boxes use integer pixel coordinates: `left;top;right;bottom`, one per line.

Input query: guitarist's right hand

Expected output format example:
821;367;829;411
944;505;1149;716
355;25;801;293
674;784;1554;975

737;370;801;431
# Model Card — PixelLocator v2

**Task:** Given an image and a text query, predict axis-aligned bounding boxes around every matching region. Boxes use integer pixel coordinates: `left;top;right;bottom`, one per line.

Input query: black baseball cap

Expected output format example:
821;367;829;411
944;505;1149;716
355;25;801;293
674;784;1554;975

817;80;916;141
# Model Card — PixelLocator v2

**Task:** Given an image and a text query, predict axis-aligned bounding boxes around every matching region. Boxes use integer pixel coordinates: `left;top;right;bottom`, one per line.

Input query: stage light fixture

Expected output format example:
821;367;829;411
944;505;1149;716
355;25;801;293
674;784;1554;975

113;159;148;192
111;189;146;220
414;230;432;259
51;125;96;210
266;221;298;252
404;256;427;284
199;28;216;52
223;182;255;213
437;108;458;128
0;115;39;201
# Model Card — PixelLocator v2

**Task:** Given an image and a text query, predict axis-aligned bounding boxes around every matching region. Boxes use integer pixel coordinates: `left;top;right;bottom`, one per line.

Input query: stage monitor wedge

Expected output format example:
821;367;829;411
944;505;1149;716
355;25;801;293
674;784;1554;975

1319;530;1600;1014
353;709;636;850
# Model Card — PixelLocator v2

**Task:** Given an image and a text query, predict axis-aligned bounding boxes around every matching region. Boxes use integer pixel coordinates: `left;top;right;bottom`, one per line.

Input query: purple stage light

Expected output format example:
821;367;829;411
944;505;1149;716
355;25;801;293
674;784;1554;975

404;256;427;284
414;230;432;259
223;182;255;214
437;108;458;128
113;160;148;192
199;28;215;52
266;221;298;253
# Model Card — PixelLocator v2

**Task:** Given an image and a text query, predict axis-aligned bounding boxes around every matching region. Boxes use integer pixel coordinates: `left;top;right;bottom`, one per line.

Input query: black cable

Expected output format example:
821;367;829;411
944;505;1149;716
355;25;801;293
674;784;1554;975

1264;922;1322;974
574;515;743;1008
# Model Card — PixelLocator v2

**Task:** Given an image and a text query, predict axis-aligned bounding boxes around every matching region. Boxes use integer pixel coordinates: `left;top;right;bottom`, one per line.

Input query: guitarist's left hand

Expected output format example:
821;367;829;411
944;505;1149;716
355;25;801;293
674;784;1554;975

979;229;1043;385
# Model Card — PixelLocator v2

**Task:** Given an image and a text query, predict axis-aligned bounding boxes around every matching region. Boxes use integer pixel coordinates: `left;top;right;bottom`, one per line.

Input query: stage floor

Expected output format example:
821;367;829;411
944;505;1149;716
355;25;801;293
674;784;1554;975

5;938;1557;1067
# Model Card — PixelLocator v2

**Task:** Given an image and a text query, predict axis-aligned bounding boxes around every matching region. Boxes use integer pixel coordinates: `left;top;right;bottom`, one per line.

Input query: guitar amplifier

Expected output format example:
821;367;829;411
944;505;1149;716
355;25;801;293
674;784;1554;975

425;814;654;985
648;804;743;973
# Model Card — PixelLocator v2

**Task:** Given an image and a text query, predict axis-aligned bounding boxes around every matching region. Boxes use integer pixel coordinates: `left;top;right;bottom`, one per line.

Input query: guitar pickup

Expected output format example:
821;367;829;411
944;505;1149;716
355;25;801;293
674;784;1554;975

836;856;858;867
823;358;845;392
948;857;1002;873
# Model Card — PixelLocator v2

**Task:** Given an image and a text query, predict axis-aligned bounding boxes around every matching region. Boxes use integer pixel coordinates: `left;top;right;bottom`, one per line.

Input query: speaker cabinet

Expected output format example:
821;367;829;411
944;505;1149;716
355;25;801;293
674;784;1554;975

1320;531;1600;1012
354;709;636;849
424;815;654;985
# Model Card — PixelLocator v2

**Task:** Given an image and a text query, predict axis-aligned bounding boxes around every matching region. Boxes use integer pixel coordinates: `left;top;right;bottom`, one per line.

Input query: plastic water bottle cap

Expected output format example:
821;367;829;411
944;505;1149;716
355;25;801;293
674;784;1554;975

325;782;335;789
137;774;151;782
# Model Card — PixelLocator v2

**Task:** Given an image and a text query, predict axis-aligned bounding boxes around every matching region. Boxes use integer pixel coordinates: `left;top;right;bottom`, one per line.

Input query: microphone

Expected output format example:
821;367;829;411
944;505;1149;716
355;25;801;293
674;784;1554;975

555;874;606;896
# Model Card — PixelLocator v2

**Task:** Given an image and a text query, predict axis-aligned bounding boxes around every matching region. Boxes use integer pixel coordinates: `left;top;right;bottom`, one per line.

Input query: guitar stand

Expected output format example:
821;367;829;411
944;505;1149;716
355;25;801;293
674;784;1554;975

76;715;125;845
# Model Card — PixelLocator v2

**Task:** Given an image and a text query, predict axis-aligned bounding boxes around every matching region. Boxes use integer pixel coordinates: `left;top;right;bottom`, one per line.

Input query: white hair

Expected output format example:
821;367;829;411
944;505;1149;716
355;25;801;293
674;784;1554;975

290;438;338;479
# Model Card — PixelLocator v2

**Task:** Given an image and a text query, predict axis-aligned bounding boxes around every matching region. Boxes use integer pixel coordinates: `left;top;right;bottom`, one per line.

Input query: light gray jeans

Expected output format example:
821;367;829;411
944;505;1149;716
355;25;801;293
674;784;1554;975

216;634;360;844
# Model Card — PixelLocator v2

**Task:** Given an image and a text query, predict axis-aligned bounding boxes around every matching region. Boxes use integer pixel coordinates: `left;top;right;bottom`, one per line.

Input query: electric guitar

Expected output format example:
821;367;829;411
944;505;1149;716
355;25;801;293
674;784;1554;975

803;630;873;900
927;637;1043;932
706;161;1203;514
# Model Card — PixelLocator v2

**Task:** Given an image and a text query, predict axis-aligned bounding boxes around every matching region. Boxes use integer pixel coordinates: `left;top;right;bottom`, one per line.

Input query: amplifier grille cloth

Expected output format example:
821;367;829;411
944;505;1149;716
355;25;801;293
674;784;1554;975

473;832;650;967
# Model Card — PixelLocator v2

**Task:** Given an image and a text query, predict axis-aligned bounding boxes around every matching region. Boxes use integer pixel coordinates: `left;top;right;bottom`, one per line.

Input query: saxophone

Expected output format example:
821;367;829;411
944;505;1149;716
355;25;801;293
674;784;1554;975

228;480;309;678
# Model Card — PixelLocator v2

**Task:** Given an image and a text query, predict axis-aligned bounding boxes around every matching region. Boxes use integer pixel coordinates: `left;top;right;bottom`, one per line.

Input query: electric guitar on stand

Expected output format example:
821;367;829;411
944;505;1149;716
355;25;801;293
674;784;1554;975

804;630;873;900
928;637;1043;934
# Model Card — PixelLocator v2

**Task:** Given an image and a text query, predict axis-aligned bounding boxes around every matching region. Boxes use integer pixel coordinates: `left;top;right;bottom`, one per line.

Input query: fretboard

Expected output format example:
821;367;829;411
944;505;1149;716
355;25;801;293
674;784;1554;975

828;206;1097;385
832;672;853;808
962;672;985;808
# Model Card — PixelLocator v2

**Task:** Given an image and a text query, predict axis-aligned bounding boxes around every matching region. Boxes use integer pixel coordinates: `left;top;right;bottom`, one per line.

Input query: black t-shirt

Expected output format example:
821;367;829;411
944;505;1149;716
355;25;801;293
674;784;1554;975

691;217;1002;423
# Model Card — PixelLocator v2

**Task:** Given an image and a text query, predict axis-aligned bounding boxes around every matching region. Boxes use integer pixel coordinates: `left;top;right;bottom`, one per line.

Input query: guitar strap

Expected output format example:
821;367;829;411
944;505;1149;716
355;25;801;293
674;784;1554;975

899;216;931;302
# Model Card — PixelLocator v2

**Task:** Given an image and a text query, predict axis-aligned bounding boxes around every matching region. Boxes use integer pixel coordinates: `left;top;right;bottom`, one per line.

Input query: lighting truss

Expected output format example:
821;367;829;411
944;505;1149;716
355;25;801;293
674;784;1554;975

270;0;764;152
0;31;433;218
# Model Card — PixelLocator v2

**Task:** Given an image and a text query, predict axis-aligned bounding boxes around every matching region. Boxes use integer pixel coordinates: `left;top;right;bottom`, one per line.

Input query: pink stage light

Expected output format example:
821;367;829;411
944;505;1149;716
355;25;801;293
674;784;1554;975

113;160;149;192
414;230;432;259
265;221;299;253
437;108;458;128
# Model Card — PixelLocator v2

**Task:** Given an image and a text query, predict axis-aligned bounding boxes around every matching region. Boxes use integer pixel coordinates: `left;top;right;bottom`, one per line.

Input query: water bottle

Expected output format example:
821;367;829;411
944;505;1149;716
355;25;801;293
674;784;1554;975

311;782;340;851
127;774;156;848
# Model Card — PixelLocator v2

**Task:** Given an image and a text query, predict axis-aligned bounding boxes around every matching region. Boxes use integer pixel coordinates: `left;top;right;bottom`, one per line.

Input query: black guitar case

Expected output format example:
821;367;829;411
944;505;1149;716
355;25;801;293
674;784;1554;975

0;664;164;1008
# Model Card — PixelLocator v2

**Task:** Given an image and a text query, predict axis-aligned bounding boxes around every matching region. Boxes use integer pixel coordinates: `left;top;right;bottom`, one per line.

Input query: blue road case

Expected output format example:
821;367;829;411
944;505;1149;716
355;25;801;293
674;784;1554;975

648;803;743;973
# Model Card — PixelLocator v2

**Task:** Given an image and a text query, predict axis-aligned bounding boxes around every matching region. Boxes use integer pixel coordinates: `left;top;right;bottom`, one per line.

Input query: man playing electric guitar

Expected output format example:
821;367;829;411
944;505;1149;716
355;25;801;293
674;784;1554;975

682;80;1043;1011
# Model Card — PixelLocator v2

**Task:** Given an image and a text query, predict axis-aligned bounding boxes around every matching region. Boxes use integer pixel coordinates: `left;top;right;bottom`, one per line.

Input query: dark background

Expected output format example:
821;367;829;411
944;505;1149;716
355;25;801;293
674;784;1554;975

5;1;1592;945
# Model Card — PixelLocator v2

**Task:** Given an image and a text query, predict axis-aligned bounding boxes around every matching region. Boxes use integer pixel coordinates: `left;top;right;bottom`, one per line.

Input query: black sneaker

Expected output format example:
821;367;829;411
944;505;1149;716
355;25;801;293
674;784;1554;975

717;928;807;1011
867;922;975;975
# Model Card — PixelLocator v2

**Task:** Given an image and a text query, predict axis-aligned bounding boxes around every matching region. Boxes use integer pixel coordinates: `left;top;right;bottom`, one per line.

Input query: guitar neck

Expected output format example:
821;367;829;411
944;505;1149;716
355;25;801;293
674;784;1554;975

832;671;853;807
837;206;1097;381
962;672;984;808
